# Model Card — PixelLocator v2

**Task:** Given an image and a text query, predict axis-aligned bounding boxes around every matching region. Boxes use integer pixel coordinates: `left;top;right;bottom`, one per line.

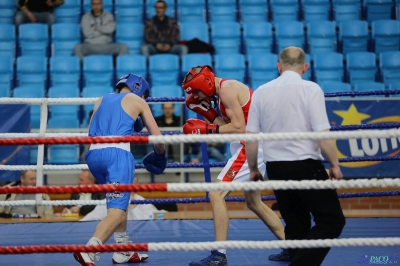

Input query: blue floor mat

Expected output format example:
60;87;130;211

0;218;399;266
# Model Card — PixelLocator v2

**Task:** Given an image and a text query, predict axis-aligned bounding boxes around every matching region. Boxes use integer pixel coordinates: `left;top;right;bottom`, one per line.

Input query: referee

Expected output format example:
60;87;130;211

245;46;345;266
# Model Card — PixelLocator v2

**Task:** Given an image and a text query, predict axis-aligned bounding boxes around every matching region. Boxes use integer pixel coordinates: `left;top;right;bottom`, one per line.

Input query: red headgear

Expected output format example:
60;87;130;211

182;65;216;97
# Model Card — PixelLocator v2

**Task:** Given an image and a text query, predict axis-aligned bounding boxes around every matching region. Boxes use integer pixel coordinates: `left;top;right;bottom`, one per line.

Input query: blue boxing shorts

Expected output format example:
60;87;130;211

85;144;135;211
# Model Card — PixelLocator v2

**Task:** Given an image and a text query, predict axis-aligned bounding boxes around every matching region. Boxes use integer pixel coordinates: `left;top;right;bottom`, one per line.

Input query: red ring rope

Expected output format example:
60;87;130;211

0;136;149;146
0;243;149;254
0;184;168;194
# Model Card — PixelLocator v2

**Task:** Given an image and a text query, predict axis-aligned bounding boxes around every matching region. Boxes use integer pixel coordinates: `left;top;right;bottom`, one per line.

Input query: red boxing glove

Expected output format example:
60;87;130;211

183;119;219;134
185;94;218;122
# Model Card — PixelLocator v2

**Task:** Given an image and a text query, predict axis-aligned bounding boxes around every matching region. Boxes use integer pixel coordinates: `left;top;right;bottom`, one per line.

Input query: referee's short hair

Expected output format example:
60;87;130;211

279;46;305;67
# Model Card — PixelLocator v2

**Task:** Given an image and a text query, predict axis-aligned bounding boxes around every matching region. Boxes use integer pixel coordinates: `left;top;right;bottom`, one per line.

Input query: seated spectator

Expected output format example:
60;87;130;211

141;0;188;57
15;0;64;28
57;170;105;216
74;0;128;60
0;170;54;217
80;178;161;221
191;142;226;163
155;103;182;162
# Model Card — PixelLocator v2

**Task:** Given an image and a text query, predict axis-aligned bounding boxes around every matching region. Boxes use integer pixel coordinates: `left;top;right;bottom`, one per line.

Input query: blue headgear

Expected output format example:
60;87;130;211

115;74;150;99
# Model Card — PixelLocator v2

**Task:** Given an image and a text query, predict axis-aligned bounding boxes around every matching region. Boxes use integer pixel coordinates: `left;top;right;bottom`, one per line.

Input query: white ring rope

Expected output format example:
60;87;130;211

147;129;400;144
0;200;106;206
0;98;98;104
0;165;88;170
166;179;400;191
147;238;400;251
1;129;400;143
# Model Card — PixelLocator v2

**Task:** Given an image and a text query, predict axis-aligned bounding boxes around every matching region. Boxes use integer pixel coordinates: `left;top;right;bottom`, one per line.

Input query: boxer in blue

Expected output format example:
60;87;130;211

74;74;167;265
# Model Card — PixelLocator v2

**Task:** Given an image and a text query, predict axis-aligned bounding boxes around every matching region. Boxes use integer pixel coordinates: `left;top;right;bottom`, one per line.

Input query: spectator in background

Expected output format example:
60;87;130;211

15;0;64;28
80;177;161;221
155;103;182;162
141;0;188;57
57;170;105;216
0;170;54;217
191;142;226;163
74;0;128;60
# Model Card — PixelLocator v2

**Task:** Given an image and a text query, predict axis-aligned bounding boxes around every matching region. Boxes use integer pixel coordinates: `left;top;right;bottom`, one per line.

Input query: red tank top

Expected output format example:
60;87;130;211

218;79;253;125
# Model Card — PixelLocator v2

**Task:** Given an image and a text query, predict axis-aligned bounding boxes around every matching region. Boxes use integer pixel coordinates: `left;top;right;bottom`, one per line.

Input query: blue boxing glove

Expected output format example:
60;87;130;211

143;150;167;175
134;116;144;132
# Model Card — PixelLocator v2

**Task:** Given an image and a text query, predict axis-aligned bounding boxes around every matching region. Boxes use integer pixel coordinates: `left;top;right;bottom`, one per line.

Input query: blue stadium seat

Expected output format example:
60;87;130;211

16;56;47;89
51;23;81;56
48;116;80;128
150;85;182;117
82;86;114;98
146;0;174;19
214;54;246;83
50;56;80;87
209;0;237;22
307;21;336;56
388;82;400;96
320;82;352;93
180;22;209;43
83;0;113;13
354;81;385;93
13;86;44;129
313;53;344;84
30;146;38;165
209;6;237;22
0;0;15;24
211;22;241;54
82;86;114;126
346;52;377;86
239;0;268;22
243;22;273;55
270;0;299;23
48;86;80;98
177;0;206;23
149;54;180;86
371;20;400;54
380;51;400;88
48;145;79;164
116;54;147;80
275;21;305;53
248;53;278;90
364;0;393;23
50;103;80;121
181;53;212;77
116;23;143;54
19;23;49;56
115;0;143;23
303;53;312;81
302;0;330;22
339;20;369;55
0;55;13;97
54;0;81;23
332;0;361;23
83;55;114;87
0;24;15;57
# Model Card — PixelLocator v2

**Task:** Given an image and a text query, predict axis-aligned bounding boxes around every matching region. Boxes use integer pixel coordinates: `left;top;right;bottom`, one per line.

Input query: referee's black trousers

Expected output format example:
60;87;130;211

267;159;346;266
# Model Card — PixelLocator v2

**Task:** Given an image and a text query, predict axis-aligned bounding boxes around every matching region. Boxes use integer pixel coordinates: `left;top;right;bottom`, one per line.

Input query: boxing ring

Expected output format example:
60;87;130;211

1;92;400;266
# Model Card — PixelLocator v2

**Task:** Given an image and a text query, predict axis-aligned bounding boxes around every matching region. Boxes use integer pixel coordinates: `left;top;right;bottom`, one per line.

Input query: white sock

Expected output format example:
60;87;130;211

87;237;103;246
114;231;127;244
217;249;226;255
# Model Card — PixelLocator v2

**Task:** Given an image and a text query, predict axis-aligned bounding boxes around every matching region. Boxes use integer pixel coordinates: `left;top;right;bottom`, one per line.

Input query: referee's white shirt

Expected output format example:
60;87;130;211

246;70;331;162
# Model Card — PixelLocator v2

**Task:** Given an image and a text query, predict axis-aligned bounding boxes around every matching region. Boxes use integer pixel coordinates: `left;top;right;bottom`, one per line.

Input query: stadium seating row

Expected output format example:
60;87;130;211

1;20;399;59
0;0;396;24
1;51;400;95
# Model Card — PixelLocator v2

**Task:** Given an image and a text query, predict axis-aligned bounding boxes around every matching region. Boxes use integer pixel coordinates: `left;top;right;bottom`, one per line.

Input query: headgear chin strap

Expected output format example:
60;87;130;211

182;65;216;97
116;74;150;99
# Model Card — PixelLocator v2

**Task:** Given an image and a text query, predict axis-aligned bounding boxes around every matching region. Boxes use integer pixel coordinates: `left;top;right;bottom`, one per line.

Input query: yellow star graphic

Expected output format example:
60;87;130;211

333;104;371;125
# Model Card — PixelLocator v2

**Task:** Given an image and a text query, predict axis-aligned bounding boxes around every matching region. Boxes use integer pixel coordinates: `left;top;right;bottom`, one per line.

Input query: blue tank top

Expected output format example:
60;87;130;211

89;93;136;137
